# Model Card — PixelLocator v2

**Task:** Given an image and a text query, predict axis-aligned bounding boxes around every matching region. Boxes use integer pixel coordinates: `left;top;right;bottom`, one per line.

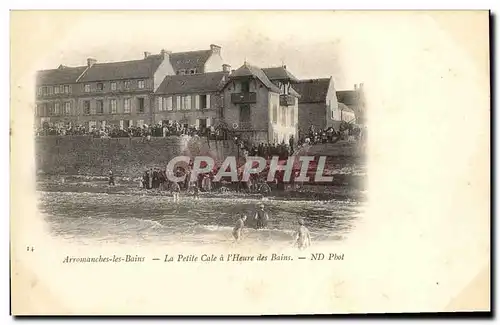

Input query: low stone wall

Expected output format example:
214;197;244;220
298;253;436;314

35;136;239;177
35;136;366;178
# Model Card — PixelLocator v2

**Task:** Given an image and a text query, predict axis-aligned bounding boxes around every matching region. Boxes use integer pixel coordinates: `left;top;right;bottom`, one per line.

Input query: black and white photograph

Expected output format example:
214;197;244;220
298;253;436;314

10;10;490;315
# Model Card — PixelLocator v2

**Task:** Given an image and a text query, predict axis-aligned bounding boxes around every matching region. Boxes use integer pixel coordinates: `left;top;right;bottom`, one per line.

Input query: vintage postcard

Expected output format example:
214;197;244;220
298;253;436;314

10;10;490;315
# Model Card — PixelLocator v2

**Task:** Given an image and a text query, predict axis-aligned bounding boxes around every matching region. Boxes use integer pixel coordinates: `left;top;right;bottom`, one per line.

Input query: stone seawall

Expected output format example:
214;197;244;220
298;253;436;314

35;136;366;178
35;136;240;177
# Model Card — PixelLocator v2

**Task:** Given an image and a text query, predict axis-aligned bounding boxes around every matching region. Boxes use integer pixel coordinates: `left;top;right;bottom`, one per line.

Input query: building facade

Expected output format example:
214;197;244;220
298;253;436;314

294;77;354;132
153;69;229;129
221;63;300;144
336;83;365;124
35;45;225;130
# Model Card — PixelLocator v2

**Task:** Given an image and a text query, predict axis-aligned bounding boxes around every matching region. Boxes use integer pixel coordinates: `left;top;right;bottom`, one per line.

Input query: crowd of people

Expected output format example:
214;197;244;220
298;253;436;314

296;123;363;147
35;121;229;140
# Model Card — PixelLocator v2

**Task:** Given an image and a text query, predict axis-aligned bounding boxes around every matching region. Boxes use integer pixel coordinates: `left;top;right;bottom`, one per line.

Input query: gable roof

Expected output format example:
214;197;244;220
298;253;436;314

336;90;358;106
294;78;331;103
262;67;299;82
339;102;354;113
228;63;281;93
36;66;87;85
155;71;228;95
78;55;165;82
169;50;213;72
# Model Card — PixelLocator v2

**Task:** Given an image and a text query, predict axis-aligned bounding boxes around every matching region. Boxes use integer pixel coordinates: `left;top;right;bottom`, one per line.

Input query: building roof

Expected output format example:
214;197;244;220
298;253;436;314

78;55;165;82
339;102;354;113
228;63;281;93
169;50;213;72
36;66;87;85
155;71;228;95
294;78;331;103
262;66;299;82
336;90;358;106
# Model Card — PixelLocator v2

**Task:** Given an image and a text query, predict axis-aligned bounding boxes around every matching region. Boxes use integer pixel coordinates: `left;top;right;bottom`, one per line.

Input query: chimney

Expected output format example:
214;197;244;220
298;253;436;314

144;51;151;59
354;84;358;90
359;83;364;89
160;49;172;59
87;58;97;67
222;64;231;72
283;64;287;69
231;69;235;74
210;44;221;54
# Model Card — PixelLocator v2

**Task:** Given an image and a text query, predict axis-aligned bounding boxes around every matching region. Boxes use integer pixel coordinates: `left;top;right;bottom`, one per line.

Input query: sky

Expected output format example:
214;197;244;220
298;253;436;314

29;11;362;90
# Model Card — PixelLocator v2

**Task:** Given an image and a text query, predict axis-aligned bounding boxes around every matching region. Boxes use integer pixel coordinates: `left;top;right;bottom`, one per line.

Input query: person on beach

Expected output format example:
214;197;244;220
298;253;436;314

233;215;247;242
108;170;115;186
253;203;269;229
171;181;181;202
295;218;311;249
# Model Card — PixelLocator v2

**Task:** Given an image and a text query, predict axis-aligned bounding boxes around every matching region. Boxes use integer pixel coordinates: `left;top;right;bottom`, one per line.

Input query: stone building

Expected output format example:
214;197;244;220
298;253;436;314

34;44;225;129
153;69;230;129
221;62;300;144
35;65;87;128
336;83;365;124
294;77;351;132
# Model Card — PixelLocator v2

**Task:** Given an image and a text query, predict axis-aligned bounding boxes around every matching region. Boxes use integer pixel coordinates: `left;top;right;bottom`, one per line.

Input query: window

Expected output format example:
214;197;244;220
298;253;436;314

199;95;207;109
84;84;91;93
110;99;117;114
190;69;196;74
42;87;47;96
138;98;145;113
97;83;103;91
240;105;251;123
176;96;181;110
96;100;104;114
38;87;42;96
54;102;60;115
124;81;130;89
83;100;91;115
48;86;54;95
124;98;131;113
64;102;71;115
111;82;117;91
281;106;286;126
47;103;54;116
272;104;278;124
137;120;144;127
64;85;70;94
138;80;145;89
241;81;250;92
166;96;173;110
54;86;60;94
178;70;185;75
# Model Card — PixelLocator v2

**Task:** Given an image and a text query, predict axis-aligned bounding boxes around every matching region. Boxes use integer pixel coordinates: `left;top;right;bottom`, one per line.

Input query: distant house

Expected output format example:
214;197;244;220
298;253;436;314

170;44;224;75
294;77;344;132
336;83;365;124
153;70;230;129
221;63;301;143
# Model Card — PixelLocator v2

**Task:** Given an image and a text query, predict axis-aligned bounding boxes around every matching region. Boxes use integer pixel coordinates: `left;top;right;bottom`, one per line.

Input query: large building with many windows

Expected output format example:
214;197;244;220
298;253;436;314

35;45;225;129
153;68;230;130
